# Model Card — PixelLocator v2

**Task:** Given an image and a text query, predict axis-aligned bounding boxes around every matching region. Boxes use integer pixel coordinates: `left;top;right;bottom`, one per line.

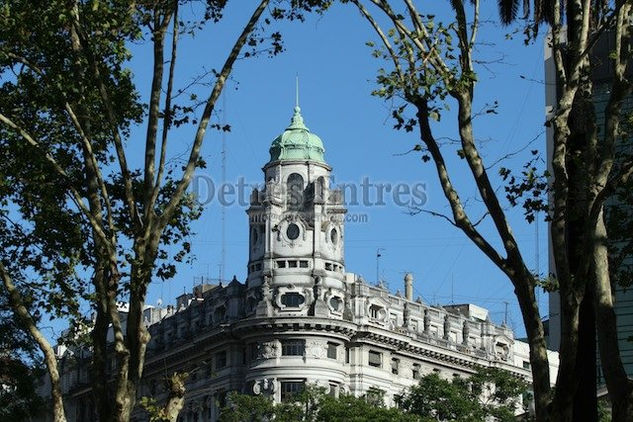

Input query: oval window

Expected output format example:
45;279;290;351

330;228;338;245
287;223;300;240
281;292;305;307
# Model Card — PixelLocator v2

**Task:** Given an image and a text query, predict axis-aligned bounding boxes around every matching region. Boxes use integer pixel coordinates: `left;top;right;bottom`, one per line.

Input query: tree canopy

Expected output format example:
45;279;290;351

217;368;528;422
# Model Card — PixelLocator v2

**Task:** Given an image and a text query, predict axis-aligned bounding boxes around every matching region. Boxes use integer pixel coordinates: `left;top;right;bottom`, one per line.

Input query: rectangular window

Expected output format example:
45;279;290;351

523;360;531;369
299;260;309;268
281;340;305;356
391;358;399;375
215;350;227;370
328;382;338;397
288;260;298;268
327;342;338;359
277;261;286;268
280;381;305;402
325;262;332;271
369;305;382;319
368;350;382;368
412;363;421;380
345;347;350;364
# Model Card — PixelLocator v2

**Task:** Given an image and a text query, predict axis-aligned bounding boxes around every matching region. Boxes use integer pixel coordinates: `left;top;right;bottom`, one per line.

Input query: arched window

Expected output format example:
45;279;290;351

316;176;325;201
286;173;304;209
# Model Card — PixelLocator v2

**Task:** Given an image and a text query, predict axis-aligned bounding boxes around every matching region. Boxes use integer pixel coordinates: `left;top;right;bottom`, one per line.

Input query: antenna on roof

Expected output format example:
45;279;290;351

220;90;227;283
376;248;385;286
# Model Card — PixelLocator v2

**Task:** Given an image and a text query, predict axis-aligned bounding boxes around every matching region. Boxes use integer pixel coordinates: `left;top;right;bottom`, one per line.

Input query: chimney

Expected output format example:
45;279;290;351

404;273;413;301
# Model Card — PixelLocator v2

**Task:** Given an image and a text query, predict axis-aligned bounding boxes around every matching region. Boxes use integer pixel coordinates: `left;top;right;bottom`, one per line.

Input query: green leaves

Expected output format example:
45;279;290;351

219;386;418;422
217;369;527;422
499;151;550;223
398;369;528;421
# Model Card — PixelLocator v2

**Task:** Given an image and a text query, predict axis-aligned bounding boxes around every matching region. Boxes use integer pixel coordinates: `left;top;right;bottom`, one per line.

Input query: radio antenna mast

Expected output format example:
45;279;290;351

220;91;227;283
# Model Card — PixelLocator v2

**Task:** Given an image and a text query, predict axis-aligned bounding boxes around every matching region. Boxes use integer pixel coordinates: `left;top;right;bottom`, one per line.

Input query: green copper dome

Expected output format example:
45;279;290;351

269;107;325;163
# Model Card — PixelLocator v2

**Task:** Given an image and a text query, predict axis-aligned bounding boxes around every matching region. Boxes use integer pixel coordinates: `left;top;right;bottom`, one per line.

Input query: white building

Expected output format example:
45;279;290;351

53;107;558;421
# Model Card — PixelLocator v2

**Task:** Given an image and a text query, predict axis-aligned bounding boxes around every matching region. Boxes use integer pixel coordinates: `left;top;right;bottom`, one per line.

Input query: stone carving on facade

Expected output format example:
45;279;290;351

403;303;410;329
311;276;329;317
258;341;279;359
252;378;276;395
443;315;451;340
306;338;326;359
274;284;313;314
423;309;431;335
245;289;260;315
256;276;274;317
365;299;389;325
324;288;344;317
342;292;353;321
462;320;470;346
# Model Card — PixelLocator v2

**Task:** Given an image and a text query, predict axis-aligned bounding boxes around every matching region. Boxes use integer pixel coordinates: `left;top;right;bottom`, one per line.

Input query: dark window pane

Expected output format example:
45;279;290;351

281;293;305;308
327;343;337;359
368;350;381;367
281;340;305;356
280;381;304;402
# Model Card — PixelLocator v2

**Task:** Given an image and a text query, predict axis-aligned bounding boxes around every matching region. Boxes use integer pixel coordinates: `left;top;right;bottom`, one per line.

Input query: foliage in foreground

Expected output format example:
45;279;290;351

0;292;45;421
218;368;528;422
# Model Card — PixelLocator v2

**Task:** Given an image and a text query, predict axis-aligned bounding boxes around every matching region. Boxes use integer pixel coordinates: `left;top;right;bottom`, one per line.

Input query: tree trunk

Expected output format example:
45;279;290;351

512;273;552;421
550;284;581;422
593;207;633;421
0;264;67;422
163;372;188;422
572;288;597;421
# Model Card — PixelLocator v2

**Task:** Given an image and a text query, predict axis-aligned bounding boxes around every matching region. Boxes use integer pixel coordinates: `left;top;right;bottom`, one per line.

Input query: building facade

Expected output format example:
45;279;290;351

52;107;558;421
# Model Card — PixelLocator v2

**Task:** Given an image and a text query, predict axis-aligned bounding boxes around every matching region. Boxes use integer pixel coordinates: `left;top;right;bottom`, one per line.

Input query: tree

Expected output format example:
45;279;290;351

219;386;418;422
397;369;528;422
338;0;632;420
0;1;326;421
219;370;527;422
0;294;45;421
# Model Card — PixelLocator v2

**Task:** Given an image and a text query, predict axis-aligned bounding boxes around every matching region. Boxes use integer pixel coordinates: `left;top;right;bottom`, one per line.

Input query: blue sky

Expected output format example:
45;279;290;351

119;1;550;337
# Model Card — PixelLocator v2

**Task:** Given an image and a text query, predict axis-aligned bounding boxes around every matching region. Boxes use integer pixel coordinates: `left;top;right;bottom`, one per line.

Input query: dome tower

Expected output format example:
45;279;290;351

246;107;347;318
